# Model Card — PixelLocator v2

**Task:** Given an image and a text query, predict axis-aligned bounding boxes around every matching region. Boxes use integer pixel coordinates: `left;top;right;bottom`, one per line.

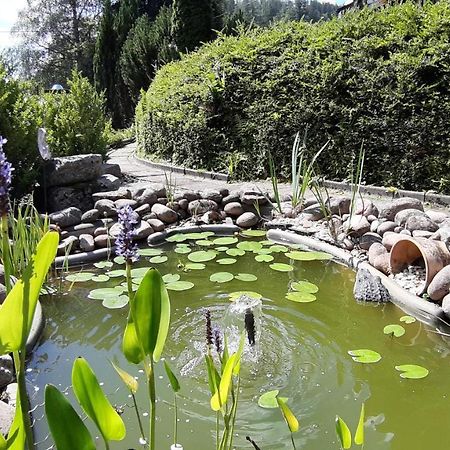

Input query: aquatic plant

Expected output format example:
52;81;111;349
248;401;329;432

0;136;12;218
164;361;182;447
335;403;365;449
115;205;139;263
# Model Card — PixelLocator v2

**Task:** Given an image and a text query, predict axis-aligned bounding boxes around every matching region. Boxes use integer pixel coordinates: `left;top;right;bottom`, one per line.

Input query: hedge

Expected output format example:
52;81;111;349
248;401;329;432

136;1;450;193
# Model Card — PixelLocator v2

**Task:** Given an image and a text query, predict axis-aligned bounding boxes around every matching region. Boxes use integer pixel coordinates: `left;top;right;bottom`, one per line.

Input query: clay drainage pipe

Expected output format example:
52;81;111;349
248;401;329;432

390;236;450;296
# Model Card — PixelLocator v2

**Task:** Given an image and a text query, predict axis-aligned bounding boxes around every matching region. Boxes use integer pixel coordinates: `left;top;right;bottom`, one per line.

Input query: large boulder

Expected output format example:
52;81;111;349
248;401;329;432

405;215;438;233
427;265;450;301
394;209;427;226
100;163;122;178
48;185;94;212
96;174;121;192
151;204;178;224
379;197;424;221
188;199;218;216
46;154;103;187
49;207;82;228
92;188;131;202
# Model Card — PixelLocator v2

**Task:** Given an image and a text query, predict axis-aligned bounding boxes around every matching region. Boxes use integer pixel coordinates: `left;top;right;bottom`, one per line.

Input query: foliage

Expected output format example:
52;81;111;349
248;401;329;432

137;2;450;193
106;126;136;148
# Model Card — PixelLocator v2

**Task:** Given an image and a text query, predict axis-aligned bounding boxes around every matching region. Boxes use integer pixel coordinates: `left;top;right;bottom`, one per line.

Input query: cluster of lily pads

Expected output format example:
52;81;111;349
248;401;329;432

63;229;333;309
348;315;429;379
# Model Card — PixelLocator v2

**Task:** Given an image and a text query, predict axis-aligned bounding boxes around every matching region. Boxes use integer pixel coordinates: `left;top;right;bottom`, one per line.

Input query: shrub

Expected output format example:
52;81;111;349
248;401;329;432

136;2;450;193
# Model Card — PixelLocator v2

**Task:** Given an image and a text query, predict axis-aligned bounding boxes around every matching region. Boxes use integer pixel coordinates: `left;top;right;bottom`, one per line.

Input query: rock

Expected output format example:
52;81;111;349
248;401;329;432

48;185;94;212
134;188;158;206
94;234;114;248
439;218;450;229
183;190;201;202
57;236;79;256
222;193;240;205
442;293;450;317
178;199;189;210
46;154;103;187
143;212;157;221
0;284;5;304
327;196;351;215
367;214;378;223
151;204;178;224
49;207;82;228
368;243;388;265
94;199;117;217
134;221;154;240
4;383;17;408
96;174;121;192
219;188;229;197
395;209;427;226
81;209;100;223
157;197;168;205
405;215;438;233
341;238;354;251
394;226;403;233
0;355;13;388
92;188;131;202
359;232;382;250
355;199;379;218
353;268;390;302
224;202;244;217
115;199;138;210
372;253;391;275
382;232;405;251
100;163;122;178
166;202;180;212
241;192;267;206
200;211;222;224
63;223;96;238
430;227;450;249
202;190;222;204
427;265;450;301
344;215;370;236
135;204;151;216
188;199;218;216
0;398;15;437
151;184;166;198
370;220;380;233
426;210;449;225
400;229;412;236
79;234;95;252
377;221;397;236
236;212;259;228
94;227;107;237
379;197;424;221
146;219;165;232
412;230;433;239
302;204;324;221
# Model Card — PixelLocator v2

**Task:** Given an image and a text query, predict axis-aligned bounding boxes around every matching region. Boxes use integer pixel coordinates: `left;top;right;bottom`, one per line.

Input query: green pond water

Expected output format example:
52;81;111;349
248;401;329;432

28;233;450;449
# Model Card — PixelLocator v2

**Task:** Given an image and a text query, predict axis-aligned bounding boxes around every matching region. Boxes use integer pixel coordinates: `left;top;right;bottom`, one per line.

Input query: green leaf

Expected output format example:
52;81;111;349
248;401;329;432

65;272;95;282
237;241;262;252
132;268;171;362
94;261;113;269
91;274;110;283
149;255;168;264
188;250;216;262
5;394;25;449
210;272;234;283
138;248;163;256
72;357;126;442
291;281;319;293
166;233;188;243
205;354;221;396
277;398;299;433
174;246;191;254
286;292;317;303
241;229;266;237
335;416;352;449
286;251;333;261
383;324;405;337
0;231;59;353
258;390;288;409
45;384;96;450
255;254;274;262
213;236;238;245
400;315;416;324
185;262;205;270
270;263;294;272
164;361;181;393
229;291;262;301
348;349;382;364
102;295;129;309
113;256;126;265
211;354;237;411
88;287;125;300
226;248;245;257
217;258;237;265
166;281;194;291
105;269;126;278
123;312;145;364
111;362;138;394
354;403;365;445
395;364;429;379
162;273;181;284
196;240;214;247
235;273;257;282
269;244;289;253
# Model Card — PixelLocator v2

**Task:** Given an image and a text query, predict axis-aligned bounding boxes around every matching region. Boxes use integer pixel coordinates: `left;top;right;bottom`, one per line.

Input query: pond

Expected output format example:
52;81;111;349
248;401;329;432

28;231;450;449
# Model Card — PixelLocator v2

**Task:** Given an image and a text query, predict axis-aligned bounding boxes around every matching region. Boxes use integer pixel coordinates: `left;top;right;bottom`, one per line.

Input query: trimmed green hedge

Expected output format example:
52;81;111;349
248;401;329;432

136;2;450;193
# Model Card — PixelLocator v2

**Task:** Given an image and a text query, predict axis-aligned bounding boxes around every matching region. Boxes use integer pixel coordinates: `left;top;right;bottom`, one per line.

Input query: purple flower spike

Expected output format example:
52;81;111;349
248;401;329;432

115;205;139;262
0;136;12;217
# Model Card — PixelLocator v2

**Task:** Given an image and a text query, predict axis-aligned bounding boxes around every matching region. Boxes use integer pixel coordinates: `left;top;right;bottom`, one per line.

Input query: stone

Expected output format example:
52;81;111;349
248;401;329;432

378;197;424;221
354;268;390;302
442;293;450;317
81;209;100;223
158;197;168;205
241;192;268;206
344;215;370;236
4;383;17;408
151;184;166;198
202;190;222;204
426;210;449;225
200;211;222;224
368;243;388;265
377;221;398;236
146;218;165;232
370;220;380;233
134;188;158;206
430;227;450;250
394;226;403;233
341;238;354;251
134;221;154;240
135;204;151;216
94;227;107;237
405;215;438;233
57;236;79;256
178;199;189;210
412;230;433;239
94;199;117;217
79;234;95;252
49;207;82;228
400;229;412;236
367;214;378;223
46;154;103;187
222;193;241;205
92;188;131;202
302;204;324;221
96;174;121;192
115;199;138;209
355;199;379;218
166;202;180;212
143;212;157;221
0;284;5;304
182;190;201;202
94;234;114;248
427;265;450;301
100;163;122;178
327;197;351;215
224;202;244;217
236;212;259;228
219;188;229;197
372;253;391;275
188;199;218;216
63;223;96;238
151;204;178;224
394;209;427;226
0;398;15;437
439;218;450;229
48;185;94;212
359;232;382;250
382;232;405;251
0;355;13;388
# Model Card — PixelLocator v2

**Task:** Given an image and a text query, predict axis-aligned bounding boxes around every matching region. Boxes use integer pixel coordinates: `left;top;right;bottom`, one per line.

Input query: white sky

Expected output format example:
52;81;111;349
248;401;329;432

0;0;27;50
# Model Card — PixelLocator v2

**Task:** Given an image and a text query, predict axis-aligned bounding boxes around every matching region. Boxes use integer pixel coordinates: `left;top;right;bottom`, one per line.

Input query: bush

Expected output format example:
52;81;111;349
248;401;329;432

136;2;450;193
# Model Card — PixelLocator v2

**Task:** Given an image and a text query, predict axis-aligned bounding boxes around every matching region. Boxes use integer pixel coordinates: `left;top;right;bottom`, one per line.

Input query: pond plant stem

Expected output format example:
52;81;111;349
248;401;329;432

148;357;156;450
131;392;147;446
290;433;297;450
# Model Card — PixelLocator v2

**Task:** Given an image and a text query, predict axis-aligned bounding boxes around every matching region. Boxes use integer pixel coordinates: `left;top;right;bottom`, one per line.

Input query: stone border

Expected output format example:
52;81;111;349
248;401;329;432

26;302;45;354
54;247;116;269
267;229;449;326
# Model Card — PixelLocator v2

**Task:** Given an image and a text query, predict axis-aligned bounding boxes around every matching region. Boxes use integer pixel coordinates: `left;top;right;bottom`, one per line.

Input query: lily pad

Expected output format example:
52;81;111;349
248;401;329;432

383;324;405;337
235;273;257;282
166;234;188;243
105;269;126;278
113;256;126;265
166;281;195;291
213;236;238;245
395;364;429;379
226;248;245;257
255;254;274;263
400;315;416;324
65;272;95;282
196;240;214;247
163;273;181;284
348;349;382;364
291;281;319;294
260;240;273;246
286;292;316;303
229;291;262;301
91;274;110;283
269;244;289;253
185;263;206;270
210;272;234;283
93;261;113;269
217;258;237;265
102;295;129;309
215;246;229;252
256;248;272;255
188;250;217;262
241;229;266;237
149;255;168;264
237;241;263;252
258;390;289;409
138;248;163;256
270;263;294;272
130;267;150;278
175;246;191;254
184;232;215;240
88;287;126;300
286;251;333;261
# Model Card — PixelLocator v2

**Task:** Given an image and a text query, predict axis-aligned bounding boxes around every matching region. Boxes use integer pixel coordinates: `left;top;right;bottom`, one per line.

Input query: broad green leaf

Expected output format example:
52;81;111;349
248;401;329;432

149;255;168;264
226;248;245;257
0;231;58;353
184;232;214;240
102;295;129;309
258;390;288;409
286;251;333;261
0;432;5;449
196;240;214;247
205;354;221;396
232;333;246;375
162;273;181;284
355;403;365;445
166;281;194;291
291;281;319;294
123;312;145;364
213;237;238;245
210;272;234;283
277;398;299;433
335;416;352;449
65;272;95;282
395;364;429;379
211;354;237;411
111;362;138;394
132;268;171;362
88;287;125;300
105;269;126;278
269;245;289;253
131;267;151;278
217;258;237;265
237;241;262;252
383;324;405;337
72;357;126;442
286;292;316;303
174;246;191;254
400;315;416;324
113;256;125;264
185;263;205;270
235;273;257;282
241;229;266;237
188;250;216;262
348;349;381;364
270;263;294;272
166;233;188;242
94;261;113;269
255;254;274;262
138;248;163;256
5;391;25;449
229;291;262;301
164;361;181;393
45;384;96;450
91;274;110;283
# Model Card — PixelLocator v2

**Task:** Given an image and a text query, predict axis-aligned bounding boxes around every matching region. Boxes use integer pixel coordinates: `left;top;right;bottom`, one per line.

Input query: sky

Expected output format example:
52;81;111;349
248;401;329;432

0;0;27;50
